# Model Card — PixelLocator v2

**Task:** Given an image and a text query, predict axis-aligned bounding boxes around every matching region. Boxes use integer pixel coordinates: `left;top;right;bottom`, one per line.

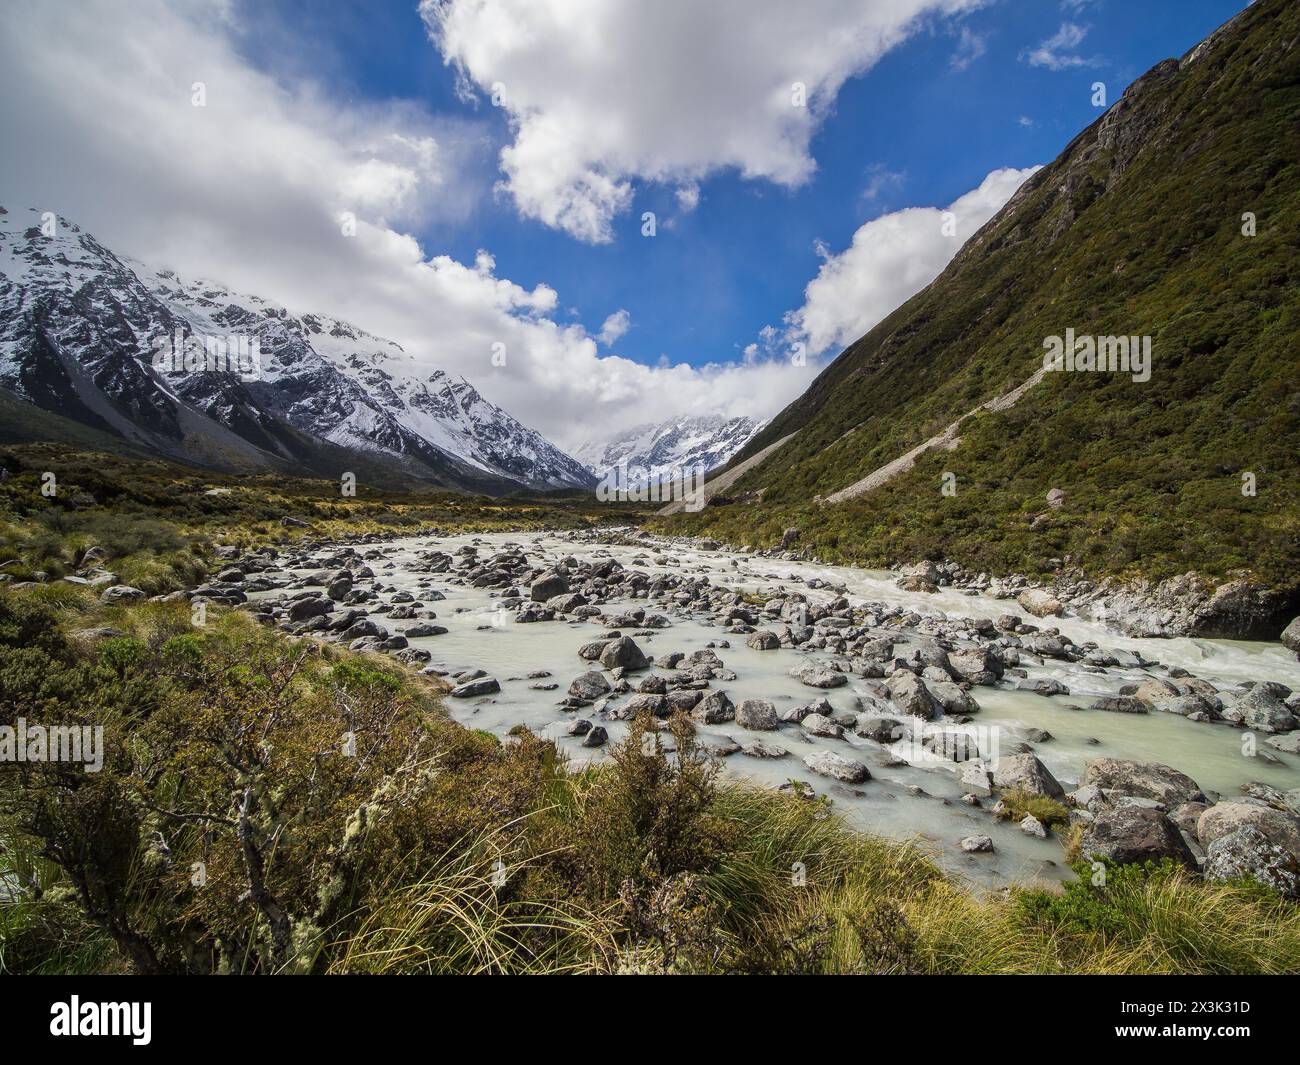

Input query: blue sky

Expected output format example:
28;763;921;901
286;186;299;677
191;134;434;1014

228;0;1248;370
0;0;1252;448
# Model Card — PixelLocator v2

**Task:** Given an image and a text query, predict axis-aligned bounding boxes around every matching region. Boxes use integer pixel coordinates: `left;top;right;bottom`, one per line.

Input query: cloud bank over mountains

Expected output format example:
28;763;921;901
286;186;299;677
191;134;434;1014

0;0;1030;451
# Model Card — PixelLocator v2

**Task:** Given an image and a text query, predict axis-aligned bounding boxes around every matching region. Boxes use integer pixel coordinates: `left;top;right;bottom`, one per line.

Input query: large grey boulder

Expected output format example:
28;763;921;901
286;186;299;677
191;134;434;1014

927;679;980;716
803;750;870;784
886;671;941;719
1131;678;1181;707
1234;686;1298;733
1089;696;1148;714
403;623;447;638
1080;807;1197;867
1203;826;1300;898
614;693;668;719
1197;799;1300;862
288;596;332;621
855;714;907;744
99;585;146;605
577;639;613;660
1280;616;1300;654
792;662;848;688
780;697;830;724
568;671;612;703
450;677;500;698
800;713;844;739
948;648;1002;684
530;571;569;602
1018;588;1062;618
993;753;1065;801
746;630;781;650
599;636;649;671
1081;758;1205;806
736;699;780;731
691;690;735;724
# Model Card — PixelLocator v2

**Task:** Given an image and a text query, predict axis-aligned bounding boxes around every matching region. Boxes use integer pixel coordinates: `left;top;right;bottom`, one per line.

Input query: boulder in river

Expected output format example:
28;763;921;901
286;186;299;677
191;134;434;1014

1017;588;1062;618
1081;758;1205;806
1233;686;1298;734
746;630;780;650
792;662;848;688
450;677;501;698
803;750;870;784
927;679;980;715
742;741;788;759
736;699;779;731
1080;806;1197;867
1089;695;1148;714
530;571;568;602
1019;814;1048;838
691;690;735;724
568;671;612;703
993;753;1065;801
578;639;613;660
403;623;447;638
801;713;844;739
599;636;649;671
288;596;332;621
886;671;941;719
948;648;1002;685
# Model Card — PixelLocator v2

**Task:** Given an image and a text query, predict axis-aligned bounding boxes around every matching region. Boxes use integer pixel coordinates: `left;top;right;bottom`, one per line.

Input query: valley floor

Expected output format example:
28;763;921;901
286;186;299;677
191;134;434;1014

2;444;1299;974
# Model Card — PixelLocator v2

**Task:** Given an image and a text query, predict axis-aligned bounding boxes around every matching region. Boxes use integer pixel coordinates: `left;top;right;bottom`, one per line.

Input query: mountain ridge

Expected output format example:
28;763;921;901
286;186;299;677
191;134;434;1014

655;0;1300;629
0;208;595;494
572;414;765;482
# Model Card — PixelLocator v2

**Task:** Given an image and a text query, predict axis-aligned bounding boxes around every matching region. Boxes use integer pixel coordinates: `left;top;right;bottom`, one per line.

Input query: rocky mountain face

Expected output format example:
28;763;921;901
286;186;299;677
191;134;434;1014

659;0;1300;636
0;209;594;493
573;415;764;483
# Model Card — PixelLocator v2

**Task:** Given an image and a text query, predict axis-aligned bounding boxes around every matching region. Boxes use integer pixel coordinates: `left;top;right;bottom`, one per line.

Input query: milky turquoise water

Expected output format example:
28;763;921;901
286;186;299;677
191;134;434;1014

261;531;1300;888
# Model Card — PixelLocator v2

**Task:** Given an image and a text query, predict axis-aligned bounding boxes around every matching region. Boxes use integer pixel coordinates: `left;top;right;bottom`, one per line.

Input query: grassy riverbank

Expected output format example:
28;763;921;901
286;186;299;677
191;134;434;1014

0;442;645;596
3;588;1298;975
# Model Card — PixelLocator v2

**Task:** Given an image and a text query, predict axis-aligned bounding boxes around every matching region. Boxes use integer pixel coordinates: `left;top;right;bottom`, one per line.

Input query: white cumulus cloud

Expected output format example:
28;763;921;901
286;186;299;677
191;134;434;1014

1023;22;1090;70
421;0;987;243
782;166;1040;358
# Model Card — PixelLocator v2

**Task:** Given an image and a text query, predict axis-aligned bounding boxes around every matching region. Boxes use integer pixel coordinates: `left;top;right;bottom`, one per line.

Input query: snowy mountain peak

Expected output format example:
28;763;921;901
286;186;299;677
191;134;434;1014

0;207;593;492
573;414;765;484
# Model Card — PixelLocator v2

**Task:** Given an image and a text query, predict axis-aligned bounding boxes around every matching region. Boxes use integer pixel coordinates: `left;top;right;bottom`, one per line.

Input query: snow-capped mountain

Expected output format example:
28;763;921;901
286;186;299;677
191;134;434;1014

0;206;593;492
573;415;765;483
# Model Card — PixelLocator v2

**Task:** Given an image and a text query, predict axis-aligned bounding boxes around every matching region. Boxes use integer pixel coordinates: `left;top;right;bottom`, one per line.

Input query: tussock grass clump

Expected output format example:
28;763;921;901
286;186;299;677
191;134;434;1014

995;788;1071;828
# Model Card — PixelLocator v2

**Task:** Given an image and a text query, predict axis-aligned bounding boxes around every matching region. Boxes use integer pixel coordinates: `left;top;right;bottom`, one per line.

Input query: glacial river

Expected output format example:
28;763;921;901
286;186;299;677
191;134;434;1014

262;530;1300;889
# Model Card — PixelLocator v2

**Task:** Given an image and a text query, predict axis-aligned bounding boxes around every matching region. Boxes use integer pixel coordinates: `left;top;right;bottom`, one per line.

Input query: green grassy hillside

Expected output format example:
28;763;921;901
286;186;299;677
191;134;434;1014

658;0;1299;598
